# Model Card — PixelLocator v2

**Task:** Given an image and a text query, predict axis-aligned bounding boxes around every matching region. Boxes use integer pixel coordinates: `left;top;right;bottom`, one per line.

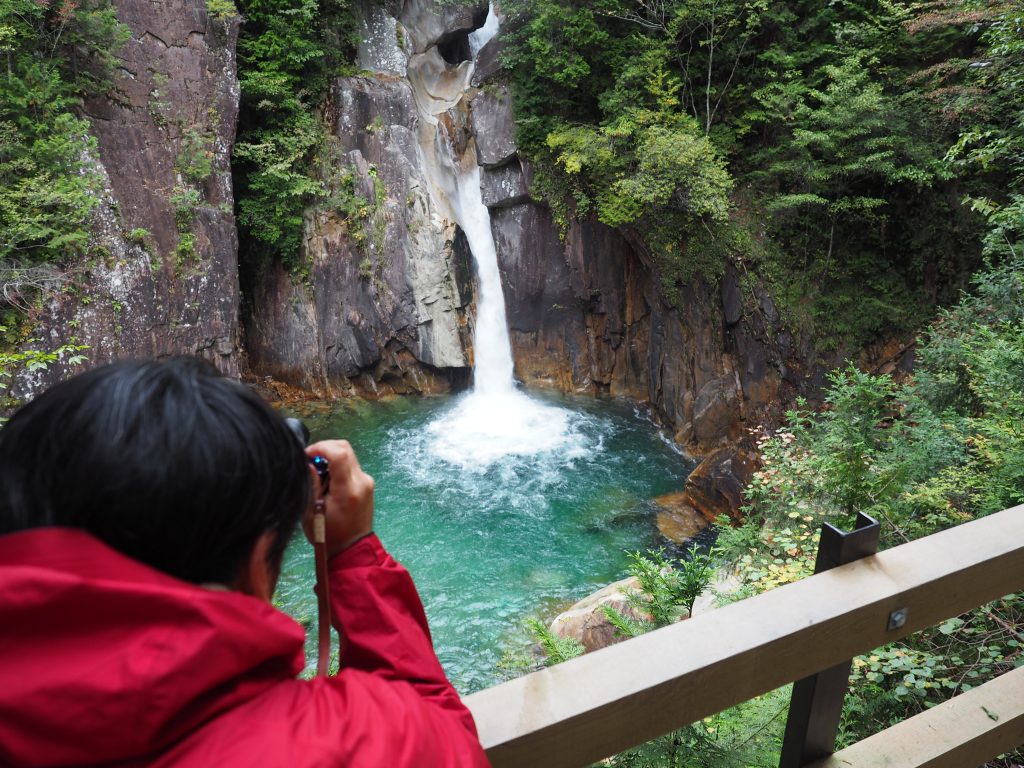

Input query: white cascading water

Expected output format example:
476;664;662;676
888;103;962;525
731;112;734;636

448;160;514;396
413;5;582;469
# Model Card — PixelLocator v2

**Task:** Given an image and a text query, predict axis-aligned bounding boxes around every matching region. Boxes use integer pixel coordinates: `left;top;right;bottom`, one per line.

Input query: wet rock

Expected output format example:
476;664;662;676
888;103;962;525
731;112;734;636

681;447;759;524
471;35;505;87
407;48;473;117
392;0;488;55
481;158;533;208
758;288;780;327
550;577;652;653
654;492;711;544
692;374;741;447
721;265;743;327
470;87;517;167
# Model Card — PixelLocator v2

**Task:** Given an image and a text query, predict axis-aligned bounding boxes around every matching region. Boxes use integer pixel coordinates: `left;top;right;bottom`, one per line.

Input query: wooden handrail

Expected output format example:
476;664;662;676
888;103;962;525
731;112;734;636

464;505;1024;768
808;664;1024;768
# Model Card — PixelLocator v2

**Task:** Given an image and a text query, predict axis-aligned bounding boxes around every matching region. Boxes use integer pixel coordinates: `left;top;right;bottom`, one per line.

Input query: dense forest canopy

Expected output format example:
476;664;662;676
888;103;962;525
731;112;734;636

501;0;1023;347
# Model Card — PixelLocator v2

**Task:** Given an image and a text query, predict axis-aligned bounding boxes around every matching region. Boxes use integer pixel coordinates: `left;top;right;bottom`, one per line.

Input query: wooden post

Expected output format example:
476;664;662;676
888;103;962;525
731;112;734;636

779;512;881;768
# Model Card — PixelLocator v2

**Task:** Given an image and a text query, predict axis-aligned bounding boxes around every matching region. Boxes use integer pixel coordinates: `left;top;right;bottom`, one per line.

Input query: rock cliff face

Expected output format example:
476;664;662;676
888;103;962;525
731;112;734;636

243;74;475;396
244;0;490;396
15;0;242;397
242;0;786;450
468;77;784;455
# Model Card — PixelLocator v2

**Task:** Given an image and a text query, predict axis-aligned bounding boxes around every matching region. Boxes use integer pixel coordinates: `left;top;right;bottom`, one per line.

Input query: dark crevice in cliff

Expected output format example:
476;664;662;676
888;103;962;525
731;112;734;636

436;3;488;65
436;30;472;64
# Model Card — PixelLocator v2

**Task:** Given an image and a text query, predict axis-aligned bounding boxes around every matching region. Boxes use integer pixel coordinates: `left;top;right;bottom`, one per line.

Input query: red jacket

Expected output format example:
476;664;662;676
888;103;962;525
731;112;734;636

0;528;491;767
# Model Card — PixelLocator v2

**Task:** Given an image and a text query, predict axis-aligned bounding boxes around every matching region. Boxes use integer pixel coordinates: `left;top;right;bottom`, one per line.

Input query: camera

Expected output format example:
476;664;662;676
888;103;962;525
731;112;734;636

285;417;330;493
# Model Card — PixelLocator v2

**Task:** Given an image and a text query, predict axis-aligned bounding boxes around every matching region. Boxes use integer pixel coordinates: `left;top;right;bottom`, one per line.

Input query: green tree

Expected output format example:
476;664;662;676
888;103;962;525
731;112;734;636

766;55;947;276
232;0;358;271
0;0;127;270
602;546;715;640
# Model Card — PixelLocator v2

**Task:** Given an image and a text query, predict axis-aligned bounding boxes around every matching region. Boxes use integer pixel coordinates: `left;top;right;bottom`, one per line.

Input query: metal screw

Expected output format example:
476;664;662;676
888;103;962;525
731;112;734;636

887;608;908;631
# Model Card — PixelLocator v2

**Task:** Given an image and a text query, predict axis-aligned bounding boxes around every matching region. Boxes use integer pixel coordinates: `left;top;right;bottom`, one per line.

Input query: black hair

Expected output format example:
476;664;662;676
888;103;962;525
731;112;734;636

0;358;310;584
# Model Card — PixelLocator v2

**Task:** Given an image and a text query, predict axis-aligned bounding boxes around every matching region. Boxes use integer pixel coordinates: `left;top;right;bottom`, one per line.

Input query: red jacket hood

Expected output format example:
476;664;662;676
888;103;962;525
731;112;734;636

0;528;306;767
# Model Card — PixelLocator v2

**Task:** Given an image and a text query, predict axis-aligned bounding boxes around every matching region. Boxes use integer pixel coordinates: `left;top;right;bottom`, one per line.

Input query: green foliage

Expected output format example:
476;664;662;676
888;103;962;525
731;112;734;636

733;255;1024;761
175;125;216;184
765;54;948;260
548;113;732;228
523;617;584;665
0;330;88;417
0;0;127;269
233;0;359;271
944;7;1024;265
205;0;238;21
503;0;1015;348
600;547;716;641
841;592;1023;748
637;546;714;621
126;228;150;245
607;687;788;768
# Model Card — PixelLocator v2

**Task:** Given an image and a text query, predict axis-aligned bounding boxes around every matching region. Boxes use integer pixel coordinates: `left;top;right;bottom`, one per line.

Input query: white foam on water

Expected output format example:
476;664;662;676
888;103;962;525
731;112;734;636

427;390;575;469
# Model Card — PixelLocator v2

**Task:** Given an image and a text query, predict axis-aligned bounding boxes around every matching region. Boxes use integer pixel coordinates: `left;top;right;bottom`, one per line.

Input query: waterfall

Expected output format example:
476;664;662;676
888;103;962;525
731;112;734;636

445;157;514;396
468;4;500;57
400;3;582;469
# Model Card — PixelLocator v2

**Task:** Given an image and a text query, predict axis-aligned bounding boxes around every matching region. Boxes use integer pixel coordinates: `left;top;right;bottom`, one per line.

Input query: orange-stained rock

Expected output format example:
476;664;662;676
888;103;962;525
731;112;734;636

679;447;760;524
654;492;711;544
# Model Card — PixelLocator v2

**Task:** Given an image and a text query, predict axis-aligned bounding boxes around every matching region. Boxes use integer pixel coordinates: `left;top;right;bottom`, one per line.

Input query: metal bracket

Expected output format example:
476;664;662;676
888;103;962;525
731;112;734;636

778;512;881;768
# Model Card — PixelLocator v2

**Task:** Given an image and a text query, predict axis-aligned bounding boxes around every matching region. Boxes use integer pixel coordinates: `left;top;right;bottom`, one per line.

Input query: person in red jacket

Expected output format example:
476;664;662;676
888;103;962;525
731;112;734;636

0;358;490;767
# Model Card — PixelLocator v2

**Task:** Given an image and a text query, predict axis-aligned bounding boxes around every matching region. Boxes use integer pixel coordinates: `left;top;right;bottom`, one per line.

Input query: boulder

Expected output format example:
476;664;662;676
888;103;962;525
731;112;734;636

681;447;759;524
692;374;741;446
470;88;517;167
481;158;533;209
654;491;711;544
471;35;505;86
549;577;652;653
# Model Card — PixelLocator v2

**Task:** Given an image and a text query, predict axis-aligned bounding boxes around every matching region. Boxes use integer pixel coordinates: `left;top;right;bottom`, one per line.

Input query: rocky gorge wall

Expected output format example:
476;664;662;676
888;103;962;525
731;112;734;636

241;0;788;462
14;0;790;482
243;0;490;397
13;0;243;398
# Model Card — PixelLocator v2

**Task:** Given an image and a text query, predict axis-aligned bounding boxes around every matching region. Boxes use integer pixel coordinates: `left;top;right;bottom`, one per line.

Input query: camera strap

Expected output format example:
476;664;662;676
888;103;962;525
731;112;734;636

312;497;332;677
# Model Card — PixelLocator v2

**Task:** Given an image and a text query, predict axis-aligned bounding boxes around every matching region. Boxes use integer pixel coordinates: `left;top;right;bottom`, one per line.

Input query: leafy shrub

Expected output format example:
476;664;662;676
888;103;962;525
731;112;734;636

0;332;88;418
734;255;1024;762
603;547;716;642
524;617;584;666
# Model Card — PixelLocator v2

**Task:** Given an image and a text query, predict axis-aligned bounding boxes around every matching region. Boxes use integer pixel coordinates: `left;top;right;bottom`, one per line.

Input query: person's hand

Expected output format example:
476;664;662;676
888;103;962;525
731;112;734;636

304;440;375;559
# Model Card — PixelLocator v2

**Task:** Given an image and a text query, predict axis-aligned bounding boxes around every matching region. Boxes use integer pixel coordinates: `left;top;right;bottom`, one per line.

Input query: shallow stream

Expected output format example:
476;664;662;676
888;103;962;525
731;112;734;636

275;390;693;693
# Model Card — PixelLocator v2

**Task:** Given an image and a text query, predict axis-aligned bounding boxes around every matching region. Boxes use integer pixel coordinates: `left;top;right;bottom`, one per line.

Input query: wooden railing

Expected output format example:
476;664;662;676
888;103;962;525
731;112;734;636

464;505;1024;768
